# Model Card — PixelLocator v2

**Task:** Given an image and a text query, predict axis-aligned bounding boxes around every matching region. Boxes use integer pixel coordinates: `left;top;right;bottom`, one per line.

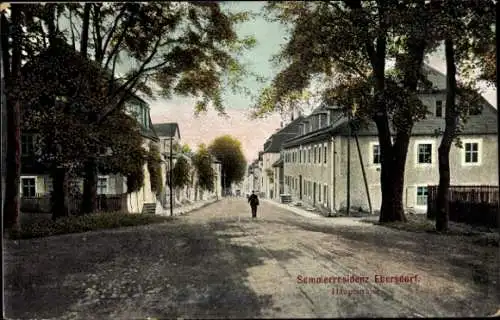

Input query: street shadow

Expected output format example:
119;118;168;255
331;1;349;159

265;217;499;316
4;218;303;319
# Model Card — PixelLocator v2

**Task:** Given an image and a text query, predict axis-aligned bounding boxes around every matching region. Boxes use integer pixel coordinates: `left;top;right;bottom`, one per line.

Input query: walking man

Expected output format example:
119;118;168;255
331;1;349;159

248;190;259;218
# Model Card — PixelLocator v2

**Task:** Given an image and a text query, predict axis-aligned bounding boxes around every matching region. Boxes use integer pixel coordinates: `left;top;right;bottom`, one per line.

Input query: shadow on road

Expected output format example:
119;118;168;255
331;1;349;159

262;216;499;316
4;218;302;319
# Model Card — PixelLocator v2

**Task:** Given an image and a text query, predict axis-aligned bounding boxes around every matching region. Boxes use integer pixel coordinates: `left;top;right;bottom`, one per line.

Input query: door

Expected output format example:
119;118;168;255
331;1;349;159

313;182;316;206
299;175;303;200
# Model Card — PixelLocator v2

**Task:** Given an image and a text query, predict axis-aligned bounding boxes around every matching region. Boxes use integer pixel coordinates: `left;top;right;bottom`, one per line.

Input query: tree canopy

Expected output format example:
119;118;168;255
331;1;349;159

252;0;495;223
208;135;246;187
193;143;215;192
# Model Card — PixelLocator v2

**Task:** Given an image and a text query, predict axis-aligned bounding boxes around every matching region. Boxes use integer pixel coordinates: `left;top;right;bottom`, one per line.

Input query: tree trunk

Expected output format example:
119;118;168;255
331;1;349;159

435;36;458;232
3;6;23;231
379;133;410;223
80;3;91;57
51;167;69;220
81;158;98;214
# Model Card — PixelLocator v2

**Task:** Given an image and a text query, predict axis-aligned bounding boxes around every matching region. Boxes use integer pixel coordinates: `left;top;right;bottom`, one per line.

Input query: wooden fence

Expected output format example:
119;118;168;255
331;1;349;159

21;194;126;214
427;185;499;227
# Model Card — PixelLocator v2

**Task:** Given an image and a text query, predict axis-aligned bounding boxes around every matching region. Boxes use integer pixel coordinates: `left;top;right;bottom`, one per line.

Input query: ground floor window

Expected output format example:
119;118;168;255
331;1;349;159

324;185;328;207
21;177;36;197
318;183;321;202
97;177;108;195
416;186;428;206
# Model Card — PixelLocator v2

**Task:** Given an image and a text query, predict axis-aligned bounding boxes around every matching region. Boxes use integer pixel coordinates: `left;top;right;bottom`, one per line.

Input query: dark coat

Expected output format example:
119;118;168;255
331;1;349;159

248;194;259;207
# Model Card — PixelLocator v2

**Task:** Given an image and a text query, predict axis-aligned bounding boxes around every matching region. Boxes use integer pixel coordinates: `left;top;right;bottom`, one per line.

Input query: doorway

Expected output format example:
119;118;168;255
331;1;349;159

313;182;316;206
299;175;303;200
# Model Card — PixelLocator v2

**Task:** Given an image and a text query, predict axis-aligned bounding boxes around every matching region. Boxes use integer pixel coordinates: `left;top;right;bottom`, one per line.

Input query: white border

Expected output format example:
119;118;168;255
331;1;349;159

414;139;436;167
97;175;109;195
461;138;482;167
20;175;38;196
368;141;381;167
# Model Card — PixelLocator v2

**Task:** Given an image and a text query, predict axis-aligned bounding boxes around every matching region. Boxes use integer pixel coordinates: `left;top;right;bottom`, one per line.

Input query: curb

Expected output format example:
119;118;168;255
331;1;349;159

261;199;326;220
176;199;220;216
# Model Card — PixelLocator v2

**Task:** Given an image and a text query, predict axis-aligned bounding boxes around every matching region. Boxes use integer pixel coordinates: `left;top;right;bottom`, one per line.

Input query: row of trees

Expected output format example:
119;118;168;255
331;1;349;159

2;3;256;230
169;135;247;196
252;0;495;231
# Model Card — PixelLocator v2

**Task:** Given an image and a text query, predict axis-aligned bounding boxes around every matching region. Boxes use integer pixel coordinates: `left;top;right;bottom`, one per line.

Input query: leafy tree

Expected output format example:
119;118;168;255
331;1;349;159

255;1;448;223
180;143;192;154
171;156;191;189
428;0;495;231
208;135;246;188
7;2;259;214
74;2;258;213
147;142;163;196
193;143;215;192
1;4;23;230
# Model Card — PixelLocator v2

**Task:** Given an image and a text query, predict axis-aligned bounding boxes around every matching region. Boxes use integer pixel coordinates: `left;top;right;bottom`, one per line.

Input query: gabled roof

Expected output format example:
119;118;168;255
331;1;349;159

263;115;304;153
264;132;298;153
282;63;497;149
153;123;181;139
283;101;497;148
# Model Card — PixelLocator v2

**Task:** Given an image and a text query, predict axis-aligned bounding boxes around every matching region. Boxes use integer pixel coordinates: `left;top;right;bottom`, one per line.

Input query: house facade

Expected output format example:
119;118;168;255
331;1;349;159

279;65;498;215
20;94;160;214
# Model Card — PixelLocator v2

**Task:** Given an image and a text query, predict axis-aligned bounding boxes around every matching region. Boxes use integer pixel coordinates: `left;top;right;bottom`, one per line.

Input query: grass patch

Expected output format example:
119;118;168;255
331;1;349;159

8;212;173;240
361;215;436;233
361;215;499;247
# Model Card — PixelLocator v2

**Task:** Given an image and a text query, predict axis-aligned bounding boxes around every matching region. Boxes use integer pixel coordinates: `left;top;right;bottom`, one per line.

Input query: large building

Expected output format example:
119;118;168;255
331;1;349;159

274;65;498;214
260;117;303;199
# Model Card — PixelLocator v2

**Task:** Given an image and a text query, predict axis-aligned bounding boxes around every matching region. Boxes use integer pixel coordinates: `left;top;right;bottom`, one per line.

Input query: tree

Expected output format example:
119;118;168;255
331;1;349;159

75;2;259;213
255;1;442;223
171;156;191;189
428;0;495;231
7;2;258;214
147;142;163;197
208;135;247;188
2;4;23;230
193;143;215;192
180;143;192;154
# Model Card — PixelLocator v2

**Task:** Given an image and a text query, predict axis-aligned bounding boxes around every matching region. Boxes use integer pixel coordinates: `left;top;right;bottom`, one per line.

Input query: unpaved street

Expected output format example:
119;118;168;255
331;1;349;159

4;198;499;318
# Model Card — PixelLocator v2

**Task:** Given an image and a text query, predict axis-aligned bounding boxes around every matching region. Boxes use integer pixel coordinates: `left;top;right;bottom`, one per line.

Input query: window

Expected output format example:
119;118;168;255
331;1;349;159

416;186;428;206
324;185;328;207
318;184;321;202
435;100;443;117
417;144;432;164
21;134;34;155
44;176;53;193
372;144;381;164
97;177;108;195
314;146;317;163
324;145;327;163
464;142;479;164
21;178;36;197
299;148;302;163
318;147;321;163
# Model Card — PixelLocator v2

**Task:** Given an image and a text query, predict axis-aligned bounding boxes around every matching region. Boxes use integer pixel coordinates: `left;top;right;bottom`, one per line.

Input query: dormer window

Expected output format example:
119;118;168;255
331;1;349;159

435;100;443;117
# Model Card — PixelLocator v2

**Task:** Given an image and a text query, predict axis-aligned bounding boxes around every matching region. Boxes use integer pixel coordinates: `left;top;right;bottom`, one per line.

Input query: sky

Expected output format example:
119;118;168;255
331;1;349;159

147;1;497;163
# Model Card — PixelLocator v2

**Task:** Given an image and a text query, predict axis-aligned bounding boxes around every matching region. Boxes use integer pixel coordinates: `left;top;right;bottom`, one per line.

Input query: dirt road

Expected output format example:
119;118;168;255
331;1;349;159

4;198;498;318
